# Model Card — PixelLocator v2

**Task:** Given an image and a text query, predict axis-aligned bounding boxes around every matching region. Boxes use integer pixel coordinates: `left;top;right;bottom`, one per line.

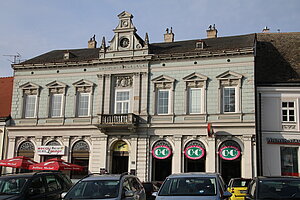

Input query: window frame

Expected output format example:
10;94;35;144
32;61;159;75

114;89;131;114
188;87;202;114
73;79;94;118
156;89;171;115
281;101;296;122
222;86;237;113
50;93;63;118
24;94;38;118
77;92;91;117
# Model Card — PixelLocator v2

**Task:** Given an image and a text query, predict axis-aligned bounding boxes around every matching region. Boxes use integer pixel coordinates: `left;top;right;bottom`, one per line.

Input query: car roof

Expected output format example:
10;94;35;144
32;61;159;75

257;176;300;180
0;171;62;179
167;172;220;178
81;174;137;181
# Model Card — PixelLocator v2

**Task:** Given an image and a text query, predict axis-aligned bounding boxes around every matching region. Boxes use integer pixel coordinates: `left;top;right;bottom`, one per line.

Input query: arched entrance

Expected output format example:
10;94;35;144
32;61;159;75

152;140;172;181
184;140;206;172
111;140;129;174
218;140;242;184
17;141;34;173
71;140;89;179
44;140;62;161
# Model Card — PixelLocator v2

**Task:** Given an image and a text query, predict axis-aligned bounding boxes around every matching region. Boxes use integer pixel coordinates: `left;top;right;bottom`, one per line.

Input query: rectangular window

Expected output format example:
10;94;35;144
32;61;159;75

282;101;296;122
78;93;90;117
24;95;37;118
50;94;62;117
280;147;298;176
157;89;169;114
115;91;130;114
189;88;201;114
223;87;236;113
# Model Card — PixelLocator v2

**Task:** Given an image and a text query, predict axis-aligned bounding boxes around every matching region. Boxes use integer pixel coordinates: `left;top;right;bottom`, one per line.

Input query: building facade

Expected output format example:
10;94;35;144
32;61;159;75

7;11;256;182
256;32;300;176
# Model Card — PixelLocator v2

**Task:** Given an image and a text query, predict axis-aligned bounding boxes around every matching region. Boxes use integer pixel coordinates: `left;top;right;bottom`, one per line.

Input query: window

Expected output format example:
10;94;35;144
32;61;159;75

189;88;201;114
77;93;90;116
157;89;170;114
115;90;130;114
223;87;236;113
282;101;296;122
50;94;63;117
24;95;37;118
28;177;46;195
45;175;61;192
281;147;298;176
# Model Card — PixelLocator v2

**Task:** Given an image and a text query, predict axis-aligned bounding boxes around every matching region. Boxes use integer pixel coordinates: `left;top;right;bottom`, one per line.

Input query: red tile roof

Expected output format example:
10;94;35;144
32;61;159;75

0;77;13;118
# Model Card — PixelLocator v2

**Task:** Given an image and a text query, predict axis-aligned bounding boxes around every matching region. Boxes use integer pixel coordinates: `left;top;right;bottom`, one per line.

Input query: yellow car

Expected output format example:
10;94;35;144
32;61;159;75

227;178;251;200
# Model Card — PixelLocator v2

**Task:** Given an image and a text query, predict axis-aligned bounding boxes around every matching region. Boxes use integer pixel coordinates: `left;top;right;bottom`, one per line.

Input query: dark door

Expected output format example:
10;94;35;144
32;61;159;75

220;158;241;184
112;151;129;174
152;157;172;181
184;158;205;172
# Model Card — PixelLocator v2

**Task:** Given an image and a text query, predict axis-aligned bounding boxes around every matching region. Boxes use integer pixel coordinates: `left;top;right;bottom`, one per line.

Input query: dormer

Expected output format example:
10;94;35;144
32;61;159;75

99;11;149;59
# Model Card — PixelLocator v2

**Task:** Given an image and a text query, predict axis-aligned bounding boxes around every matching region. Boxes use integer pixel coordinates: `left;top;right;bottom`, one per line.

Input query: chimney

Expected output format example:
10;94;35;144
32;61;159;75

262;26;270;33
164;27;174;42
88;35;97;48
206;24;218;38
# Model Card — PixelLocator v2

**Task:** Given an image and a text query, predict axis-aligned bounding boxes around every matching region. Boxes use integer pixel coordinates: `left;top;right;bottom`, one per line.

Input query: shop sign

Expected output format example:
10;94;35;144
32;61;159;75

184;145;205;160
219;146;240;160
152;145;172;159
37;146;65;155
267;138;300;145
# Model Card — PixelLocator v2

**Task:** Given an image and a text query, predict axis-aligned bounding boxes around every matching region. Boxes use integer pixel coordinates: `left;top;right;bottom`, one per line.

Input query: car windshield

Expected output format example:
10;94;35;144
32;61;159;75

159;177;217;196
0;177;28;195
232;179;251;187
258;179;300;199
65;180;120;199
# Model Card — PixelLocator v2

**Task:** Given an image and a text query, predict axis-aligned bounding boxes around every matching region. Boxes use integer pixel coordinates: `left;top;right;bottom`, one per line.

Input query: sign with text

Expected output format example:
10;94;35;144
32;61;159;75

152;145;172;159
219;146;240;160
37;146;65;155
184;145;205;160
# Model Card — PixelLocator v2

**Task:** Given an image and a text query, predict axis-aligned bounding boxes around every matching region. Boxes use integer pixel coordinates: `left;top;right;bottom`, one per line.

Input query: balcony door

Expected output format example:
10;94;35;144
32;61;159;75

115;90;131;114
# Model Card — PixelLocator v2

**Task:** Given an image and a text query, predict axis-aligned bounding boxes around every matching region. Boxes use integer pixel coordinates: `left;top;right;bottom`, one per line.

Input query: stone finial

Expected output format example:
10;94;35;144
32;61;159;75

100;36;106;51
145;32;149;45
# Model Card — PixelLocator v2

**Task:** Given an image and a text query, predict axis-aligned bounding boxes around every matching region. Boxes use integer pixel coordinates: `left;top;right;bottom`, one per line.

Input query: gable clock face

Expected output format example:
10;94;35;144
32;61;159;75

121;20;128;27
120;37;130;48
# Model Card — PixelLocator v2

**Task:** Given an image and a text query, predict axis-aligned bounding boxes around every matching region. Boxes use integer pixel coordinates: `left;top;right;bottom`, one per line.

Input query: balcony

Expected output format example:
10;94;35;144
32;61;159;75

98;113;138;133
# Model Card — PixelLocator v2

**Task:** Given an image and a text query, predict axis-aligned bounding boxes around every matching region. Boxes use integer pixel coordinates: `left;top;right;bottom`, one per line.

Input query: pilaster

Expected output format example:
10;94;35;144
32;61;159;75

172;135;182;173
207;137;216;173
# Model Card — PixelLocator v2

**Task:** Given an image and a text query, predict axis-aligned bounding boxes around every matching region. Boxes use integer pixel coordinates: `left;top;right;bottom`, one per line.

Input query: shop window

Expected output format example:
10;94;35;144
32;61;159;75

216;71;243;114
183;72;208;114
46;81;67;118
73;79;94;117
152;75;176;115
282;101;296;122
281;147;298;176
20;82;40;118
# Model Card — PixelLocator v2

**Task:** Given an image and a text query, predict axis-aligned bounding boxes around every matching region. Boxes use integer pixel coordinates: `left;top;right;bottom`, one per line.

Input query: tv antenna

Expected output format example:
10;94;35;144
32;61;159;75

3;53;21;64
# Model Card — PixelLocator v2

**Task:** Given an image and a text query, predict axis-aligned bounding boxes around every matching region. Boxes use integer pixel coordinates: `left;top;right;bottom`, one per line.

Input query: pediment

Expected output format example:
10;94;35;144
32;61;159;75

183;72;208;81
73;79;94;87
20;82;40;89
216;71;243;80
46;81;67;88
152;75;175;83
118;11;133;19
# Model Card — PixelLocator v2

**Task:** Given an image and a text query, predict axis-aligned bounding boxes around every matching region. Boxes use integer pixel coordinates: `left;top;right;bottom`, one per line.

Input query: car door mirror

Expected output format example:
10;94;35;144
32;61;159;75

152;192;158;197
124;190;134;197
61;192;67;199
28;188;40;196
222;191;232;199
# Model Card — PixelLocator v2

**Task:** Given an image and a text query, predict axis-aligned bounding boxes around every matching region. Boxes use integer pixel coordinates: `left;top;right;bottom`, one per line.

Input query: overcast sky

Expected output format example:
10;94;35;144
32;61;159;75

0;0;299;77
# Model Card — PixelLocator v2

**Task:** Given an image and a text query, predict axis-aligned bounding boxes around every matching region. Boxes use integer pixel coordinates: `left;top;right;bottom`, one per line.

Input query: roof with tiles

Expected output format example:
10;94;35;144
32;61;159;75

16;34;256;66
256;32;300;85
0;77;13;118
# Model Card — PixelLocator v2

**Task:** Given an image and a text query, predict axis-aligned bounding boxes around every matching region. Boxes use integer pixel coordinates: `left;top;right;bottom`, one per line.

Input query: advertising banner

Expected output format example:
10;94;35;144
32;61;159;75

37;146;65;155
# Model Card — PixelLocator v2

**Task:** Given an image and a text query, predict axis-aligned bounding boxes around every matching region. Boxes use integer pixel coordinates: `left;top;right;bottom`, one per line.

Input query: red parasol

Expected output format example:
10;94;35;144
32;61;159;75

28;158;83;171
0;156;37;169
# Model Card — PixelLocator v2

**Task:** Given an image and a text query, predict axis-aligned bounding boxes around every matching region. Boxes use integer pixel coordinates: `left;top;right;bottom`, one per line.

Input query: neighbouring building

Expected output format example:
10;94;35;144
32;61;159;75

7;11;256;182
256;32;300;176
0;77;14;166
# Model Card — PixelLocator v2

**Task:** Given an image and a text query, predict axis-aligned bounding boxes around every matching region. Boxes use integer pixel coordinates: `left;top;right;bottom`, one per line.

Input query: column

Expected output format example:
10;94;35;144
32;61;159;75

34;137;43;162
133;73;141;114
61;136;69;162
172;135;182;173
130;136;138;173
96;74;105;115
136;136;148;182
103;74;111;114
242;135;253;178
6;137;16;173
140;72;148;115
90;136;107;173
207;137;216;173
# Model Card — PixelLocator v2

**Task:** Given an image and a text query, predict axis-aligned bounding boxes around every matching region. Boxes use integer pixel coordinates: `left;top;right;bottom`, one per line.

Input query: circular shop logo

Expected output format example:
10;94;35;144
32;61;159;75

152;145;172;159
184;145;205;160
219;146;241;160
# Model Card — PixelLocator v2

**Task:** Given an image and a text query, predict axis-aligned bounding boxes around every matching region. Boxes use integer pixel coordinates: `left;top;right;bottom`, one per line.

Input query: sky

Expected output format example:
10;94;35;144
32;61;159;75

0;0;299;77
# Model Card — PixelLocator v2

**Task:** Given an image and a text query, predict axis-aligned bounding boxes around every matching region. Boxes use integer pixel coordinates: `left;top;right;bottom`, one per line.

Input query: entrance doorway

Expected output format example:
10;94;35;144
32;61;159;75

17;141;35;173
184;140;206;172
218;140;242;184
184;158;205;172
71;140;90;179
111;140;129;174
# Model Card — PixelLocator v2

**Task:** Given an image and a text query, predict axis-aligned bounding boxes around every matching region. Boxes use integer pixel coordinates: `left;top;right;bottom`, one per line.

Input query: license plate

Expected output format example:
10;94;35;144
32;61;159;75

240;190;247;194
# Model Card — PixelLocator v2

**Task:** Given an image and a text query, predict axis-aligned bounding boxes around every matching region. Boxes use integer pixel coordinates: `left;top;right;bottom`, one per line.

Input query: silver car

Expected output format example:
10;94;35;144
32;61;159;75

62;173;146;200
153;172;232;200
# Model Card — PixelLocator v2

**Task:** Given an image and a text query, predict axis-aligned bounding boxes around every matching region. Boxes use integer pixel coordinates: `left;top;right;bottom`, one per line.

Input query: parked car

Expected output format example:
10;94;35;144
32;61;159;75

153;172;232;200
62;173;146;200
246;176;300;200
0;171;72;200
227;178;251;200
142;182;159;200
